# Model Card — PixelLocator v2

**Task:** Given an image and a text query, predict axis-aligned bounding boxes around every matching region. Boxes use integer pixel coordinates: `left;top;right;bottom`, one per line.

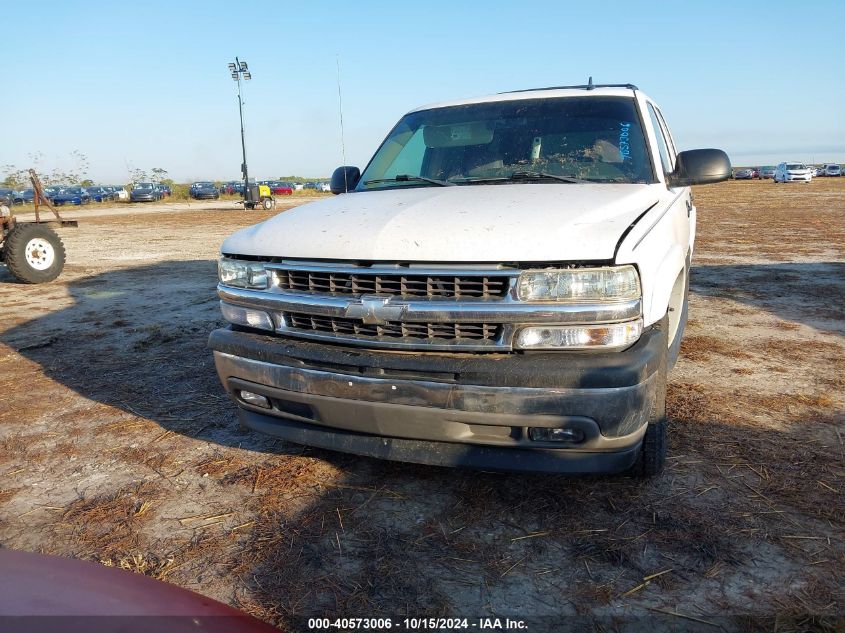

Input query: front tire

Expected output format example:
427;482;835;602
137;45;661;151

630;320;668;478
262;198;273;210
4;223;67;283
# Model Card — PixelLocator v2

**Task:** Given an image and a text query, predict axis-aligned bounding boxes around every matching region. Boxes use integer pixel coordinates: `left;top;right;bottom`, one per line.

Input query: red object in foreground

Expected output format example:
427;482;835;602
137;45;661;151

0;548;277;632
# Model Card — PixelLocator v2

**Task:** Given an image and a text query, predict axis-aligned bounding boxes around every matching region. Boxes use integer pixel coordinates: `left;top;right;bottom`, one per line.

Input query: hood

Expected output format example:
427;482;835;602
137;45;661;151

221;183;660;262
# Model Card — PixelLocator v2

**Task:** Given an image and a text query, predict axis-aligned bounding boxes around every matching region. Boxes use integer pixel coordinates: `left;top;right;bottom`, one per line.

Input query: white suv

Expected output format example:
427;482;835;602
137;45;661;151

210;83;731;477
774;162;813;183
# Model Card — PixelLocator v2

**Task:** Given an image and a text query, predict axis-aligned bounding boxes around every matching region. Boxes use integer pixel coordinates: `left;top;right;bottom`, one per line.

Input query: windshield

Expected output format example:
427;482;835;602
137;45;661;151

357;96;653;190
135;182;153;190
787;164;805;170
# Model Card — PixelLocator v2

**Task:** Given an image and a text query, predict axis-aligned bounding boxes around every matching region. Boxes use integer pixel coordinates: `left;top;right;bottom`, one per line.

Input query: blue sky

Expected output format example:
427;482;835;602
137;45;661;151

4;0;844;183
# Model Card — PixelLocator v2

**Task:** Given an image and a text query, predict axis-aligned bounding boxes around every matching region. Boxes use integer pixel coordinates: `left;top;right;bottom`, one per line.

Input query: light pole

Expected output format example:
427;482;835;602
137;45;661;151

228;58;252;201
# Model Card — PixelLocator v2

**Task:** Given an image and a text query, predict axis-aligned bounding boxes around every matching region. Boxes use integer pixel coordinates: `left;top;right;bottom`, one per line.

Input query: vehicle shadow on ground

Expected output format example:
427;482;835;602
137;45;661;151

690;261;845;335
1;260;843;627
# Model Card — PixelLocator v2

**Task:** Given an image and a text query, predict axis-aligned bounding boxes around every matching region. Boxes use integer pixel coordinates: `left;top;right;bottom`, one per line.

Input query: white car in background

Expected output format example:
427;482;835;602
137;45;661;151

774;162;812;183
113;186;129;200
823;163;841;177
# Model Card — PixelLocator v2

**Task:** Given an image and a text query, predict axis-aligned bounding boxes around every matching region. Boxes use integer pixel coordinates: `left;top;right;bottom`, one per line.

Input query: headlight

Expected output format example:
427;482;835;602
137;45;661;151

218;258;269;289
516;266;640;302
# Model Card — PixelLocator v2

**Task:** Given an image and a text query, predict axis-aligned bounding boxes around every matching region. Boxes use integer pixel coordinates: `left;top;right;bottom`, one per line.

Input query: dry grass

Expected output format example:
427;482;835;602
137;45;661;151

680;334;751;361
57;481;162;560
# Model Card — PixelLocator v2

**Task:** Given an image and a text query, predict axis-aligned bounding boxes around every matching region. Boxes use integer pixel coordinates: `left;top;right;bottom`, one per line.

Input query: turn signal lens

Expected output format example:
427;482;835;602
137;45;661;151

219;302;274;331
515;320;642;350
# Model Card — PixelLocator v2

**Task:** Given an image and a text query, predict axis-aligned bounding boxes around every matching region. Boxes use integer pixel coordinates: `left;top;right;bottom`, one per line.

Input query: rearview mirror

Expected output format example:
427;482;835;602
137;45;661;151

330;166;361;194
667;149;731;187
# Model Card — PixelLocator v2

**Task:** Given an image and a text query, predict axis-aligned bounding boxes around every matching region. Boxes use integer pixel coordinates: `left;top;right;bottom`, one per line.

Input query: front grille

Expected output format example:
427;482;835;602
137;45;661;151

272;269;509;299
282;312;501;342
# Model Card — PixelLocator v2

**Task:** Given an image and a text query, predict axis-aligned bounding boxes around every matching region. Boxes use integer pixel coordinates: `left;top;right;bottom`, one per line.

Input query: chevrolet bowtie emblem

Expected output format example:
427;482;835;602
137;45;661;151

345;296;407;324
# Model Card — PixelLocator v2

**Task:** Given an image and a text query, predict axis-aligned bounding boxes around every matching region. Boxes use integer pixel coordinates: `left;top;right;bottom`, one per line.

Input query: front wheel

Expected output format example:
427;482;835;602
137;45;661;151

262;198;273;210
630;323;668;477
4;223;67;283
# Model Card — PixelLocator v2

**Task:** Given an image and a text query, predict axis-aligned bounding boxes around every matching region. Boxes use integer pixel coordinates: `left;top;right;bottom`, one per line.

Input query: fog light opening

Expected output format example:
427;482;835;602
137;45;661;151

238;390;271;409
528;427;585;443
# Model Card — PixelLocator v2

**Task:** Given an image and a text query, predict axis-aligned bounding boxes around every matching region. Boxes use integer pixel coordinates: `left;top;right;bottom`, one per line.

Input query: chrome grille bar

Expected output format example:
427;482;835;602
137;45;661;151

269;265;511;299
218;286;641;325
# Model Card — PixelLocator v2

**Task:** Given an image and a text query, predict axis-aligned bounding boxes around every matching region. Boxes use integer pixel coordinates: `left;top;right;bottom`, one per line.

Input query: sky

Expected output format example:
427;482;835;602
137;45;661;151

3;0;844;184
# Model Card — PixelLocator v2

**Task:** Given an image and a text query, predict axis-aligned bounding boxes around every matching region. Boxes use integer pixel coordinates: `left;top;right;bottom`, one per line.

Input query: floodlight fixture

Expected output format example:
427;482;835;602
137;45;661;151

228;63;236;71
243;72;251;80
240;61;248;71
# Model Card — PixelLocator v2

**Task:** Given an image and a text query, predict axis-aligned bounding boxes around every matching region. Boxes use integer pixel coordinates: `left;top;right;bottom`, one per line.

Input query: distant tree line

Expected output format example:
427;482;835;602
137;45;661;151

1;152;172;188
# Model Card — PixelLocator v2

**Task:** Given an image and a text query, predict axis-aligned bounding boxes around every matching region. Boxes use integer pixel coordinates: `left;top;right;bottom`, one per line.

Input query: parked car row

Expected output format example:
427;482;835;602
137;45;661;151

303;181;332;192
731;163;843;181
0;184;131;206
216;179;331;195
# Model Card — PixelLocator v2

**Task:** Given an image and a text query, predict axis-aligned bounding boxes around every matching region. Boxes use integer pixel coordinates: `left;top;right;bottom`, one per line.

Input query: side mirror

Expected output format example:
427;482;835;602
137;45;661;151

667;149;731;187
330;166;361;194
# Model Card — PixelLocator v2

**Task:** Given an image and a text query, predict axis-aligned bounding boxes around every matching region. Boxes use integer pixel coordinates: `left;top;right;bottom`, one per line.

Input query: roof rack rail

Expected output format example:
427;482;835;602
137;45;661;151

502;81;638;94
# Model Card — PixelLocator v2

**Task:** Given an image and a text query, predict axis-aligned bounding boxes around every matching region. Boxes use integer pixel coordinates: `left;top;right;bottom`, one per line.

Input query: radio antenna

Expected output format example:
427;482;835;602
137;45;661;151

336;54;348;191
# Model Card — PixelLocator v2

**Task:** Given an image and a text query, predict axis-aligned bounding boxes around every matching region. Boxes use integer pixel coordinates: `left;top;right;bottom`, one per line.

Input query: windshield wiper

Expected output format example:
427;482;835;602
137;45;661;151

509;171;586;184
455;171;587;185
363;174;455;187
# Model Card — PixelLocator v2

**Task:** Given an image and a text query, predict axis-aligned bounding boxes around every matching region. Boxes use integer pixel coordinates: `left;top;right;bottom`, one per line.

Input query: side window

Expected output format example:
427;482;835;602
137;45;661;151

652;106;677;161
647;103;673;176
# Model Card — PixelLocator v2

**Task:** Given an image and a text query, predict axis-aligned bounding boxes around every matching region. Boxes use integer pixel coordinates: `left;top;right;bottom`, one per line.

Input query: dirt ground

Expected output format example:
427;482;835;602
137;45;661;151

1;180;843;632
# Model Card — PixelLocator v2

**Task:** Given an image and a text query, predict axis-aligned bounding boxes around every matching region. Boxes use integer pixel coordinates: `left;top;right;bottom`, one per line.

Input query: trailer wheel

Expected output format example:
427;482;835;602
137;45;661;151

262;198;273;210
4;223;66;284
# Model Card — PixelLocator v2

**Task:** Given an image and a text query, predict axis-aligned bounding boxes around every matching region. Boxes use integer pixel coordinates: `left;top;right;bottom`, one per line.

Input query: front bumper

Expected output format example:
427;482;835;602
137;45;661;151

208;324;665;473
